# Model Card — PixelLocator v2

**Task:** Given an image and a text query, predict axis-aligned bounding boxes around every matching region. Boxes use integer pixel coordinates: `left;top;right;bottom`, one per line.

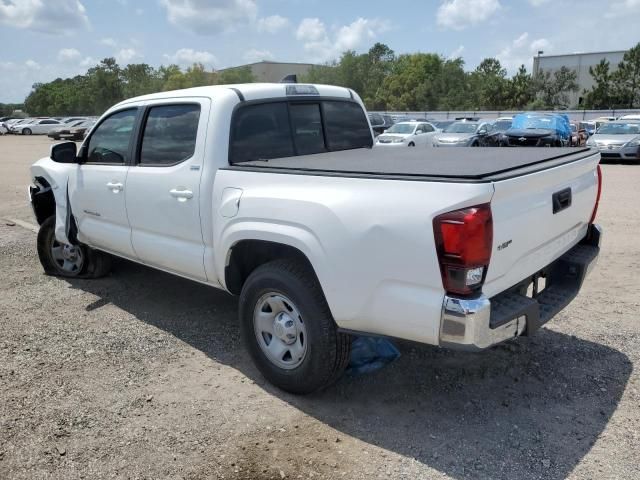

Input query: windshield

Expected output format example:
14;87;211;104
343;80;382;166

492;120;512;131
596;123;640;135
444;122;478;133
386;123;415;134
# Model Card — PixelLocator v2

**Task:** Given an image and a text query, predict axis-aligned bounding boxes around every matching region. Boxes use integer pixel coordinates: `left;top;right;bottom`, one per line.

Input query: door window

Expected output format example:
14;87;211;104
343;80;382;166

139;104;200;165
86;109;137;164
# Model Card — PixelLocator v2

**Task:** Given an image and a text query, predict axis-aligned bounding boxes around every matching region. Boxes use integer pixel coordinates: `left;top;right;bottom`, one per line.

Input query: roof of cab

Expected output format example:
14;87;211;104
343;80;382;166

114;83;354;107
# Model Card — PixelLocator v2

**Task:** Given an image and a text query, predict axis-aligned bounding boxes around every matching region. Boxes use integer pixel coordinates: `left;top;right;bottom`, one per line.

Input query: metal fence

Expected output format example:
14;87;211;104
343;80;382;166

370;109;640;121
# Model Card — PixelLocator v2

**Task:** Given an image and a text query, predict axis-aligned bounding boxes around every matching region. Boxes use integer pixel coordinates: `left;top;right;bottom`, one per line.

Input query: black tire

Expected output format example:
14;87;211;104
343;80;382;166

239;259;351;394
408;142;415;147
37;216;112;279
22;128;32;135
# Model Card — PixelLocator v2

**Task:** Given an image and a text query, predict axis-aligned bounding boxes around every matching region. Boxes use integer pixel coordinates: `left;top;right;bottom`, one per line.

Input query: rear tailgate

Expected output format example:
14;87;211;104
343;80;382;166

483;151;600;298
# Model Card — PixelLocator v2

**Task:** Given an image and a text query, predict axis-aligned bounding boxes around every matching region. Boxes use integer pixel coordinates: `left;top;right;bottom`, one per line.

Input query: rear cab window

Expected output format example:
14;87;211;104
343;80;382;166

230;99;372;164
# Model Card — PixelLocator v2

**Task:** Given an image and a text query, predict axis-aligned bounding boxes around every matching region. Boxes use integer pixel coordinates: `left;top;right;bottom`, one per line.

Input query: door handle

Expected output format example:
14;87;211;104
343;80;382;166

169;188;194;202
106;181;124;193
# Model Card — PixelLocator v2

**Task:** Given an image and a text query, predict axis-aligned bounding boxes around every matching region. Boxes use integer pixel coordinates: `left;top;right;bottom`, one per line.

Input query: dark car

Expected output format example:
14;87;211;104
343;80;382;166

569;123;588;147
48;120;95;141
484;118;513;146
368;113;395;136
505;113;571;147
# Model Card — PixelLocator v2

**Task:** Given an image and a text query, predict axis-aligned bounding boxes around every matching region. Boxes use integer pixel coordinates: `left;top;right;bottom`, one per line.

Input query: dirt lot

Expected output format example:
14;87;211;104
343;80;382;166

1;135;638;480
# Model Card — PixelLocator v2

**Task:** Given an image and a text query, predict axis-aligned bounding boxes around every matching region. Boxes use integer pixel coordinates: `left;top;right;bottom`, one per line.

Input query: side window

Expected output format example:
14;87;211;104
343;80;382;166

86;109;137;164
139;104;200;165
231;103;294;163
424;124;435;132
322;101;372;150
290;103;326;155
41;120;57;125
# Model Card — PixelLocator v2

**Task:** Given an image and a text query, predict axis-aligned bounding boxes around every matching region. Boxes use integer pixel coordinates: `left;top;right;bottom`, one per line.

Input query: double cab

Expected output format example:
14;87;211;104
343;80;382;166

30;83;602;393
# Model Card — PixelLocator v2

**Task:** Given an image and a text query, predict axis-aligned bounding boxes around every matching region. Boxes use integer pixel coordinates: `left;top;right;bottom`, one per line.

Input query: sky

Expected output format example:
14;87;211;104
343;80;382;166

1;0;639;103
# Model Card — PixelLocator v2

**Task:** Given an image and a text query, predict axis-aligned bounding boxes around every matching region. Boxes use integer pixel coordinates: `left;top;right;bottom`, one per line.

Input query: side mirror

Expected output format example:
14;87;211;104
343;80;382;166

478;129;488;135
50;141;78;163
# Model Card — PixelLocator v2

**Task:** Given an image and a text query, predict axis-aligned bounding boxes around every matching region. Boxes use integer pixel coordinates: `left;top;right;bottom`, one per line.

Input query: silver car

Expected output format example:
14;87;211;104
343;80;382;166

433;121;491;147
586;121;640;162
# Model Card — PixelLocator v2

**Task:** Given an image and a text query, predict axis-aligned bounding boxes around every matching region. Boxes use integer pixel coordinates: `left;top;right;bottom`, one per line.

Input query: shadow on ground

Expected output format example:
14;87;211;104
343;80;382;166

67;258;632;479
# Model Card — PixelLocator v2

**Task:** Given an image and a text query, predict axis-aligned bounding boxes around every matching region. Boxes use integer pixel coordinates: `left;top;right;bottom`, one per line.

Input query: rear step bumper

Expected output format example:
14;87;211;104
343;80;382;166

439;224;602;351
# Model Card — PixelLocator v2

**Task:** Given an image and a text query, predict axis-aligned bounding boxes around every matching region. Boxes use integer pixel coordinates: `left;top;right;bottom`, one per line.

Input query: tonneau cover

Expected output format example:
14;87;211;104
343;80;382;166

231;147;597;182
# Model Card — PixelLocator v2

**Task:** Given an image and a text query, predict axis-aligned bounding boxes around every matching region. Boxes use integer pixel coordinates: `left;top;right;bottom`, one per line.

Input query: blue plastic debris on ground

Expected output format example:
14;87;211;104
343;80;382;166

346;336;401;376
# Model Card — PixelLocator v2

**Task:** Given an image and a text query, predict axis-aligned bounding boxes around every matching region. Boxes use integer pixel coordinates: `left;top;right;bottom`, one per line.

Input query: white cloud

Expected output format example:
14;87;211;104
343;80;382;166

448;45;465;59
115;48;142;64
495;32;553;73
160;0;257;35
256;14;289;34
605;0;640;18
100;37;117;47
58;48;81;62
296;18;326;42
296;17;389;62
436;0;501;30
25;59;40;70
0;0;89;34
164;48;217;67
243;48;274;63
80;56;97;68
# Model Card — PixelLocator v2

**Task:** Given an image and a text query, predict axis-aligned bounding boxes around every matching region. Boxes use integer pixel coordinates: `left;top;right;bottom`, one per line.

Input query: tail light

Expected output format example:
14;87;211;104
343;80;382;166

589;164;602;224
433;204;493;296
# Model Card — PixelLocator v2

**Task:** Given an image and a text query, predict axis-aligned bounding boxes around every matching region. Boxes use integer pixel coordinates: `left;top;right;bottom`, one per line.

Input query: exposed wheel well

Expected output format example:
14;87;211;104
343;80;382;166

31;177;56;225
225;240;316;295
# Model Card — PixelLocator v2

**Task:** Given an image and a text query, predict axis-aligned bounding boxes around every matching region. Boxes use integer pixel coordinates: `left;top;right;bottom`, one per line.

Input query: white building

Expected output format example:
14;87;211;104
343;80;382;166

532;50;628;107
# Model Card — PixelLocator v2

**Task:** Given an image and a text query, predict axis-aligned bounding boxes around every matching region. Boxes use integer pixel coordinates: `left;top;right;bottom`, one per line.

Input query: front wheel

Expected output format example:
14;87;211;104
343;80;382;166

37;216;112;278
239;259;351;394
408;142;415;147
22;128;32;135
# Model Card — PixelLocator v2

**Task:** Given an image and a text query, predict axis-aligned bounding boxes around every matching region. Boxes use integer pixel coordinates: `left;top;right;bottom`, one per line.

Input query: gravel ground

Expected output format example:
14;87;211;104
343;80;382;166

0;136;638;480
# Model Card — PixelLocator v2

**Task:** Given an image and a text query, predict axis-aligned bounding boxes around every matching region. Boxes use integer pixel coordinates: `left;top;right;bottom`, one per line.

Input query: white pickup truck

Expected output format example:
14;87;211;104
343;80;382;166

30;83;602;394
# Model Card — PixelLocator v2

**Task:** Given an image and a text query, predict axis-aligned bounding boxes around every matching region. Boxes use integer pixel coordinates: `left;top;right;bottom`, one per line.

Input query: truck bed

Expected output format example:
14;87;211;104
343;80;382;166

228;147;597;183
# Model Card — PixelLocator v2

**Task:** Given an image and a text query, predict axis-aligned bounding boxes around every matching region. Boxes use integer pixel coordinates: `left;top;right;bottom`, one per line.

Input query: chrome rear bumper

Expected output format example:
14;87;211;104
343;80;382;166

439;224;602;351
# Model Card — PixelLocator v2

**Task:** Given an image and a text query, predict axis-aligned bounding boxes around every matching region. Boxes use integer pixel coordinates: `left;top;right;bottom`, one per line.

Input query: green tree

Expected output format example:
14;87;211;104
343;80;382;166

583;59;613;109
470;58;509;109
532;66;579;108
508;65;534;109
612;43;640;108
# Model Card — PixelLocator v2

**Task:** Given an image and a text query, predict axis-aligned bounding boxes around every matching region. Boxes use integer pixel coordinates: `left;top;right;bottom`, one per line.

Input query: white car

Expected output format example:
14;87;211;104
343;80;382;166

12;118;63;135
29;83;602;394
375;121;437;147
618;114;640;121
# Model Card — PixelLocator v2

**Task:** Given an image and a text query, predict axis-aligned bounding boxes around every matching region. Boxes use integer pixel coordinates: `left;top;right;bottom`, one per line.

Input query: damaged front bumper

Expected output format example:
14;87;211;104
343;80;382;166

439;224;602;351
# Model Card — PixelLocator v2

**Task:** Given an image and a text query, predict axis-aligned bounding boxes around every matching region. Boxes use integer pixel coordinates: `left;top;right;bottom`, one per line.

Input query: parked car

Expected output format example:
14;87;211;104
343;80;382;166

484;118;513;146
504;113;570;147
375;121;437;147
11;118;64;135
432;120;492;147
618;114;640;121
368;113;395;136
432;120;455;132
48;120;95;141
29;82;602;394
61;117;87;124
586;120;640;162
569;123;588;146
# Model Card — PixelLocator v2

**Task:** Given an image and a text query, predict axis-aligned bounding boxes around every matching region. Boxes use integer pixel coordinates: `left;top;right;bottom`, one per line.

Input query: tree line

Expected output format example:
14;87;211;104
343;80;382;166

17;42;640;116
23;59;254;116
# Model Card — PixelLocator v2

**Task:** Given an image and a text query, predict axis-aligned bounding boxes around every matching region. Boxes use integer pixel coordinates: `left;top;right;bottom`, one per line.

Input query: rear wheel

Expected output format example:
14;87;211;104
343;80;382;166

37;216;112;278
239;259;351;394
22;128;32;135
408;142;415;147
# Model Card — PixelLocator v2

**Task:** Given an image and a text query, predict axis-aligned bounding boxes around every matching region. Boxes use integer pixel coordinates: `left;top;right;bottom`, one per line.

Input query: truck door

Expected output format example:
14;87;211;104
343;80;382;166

125;99;210;281
68;108;138;258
